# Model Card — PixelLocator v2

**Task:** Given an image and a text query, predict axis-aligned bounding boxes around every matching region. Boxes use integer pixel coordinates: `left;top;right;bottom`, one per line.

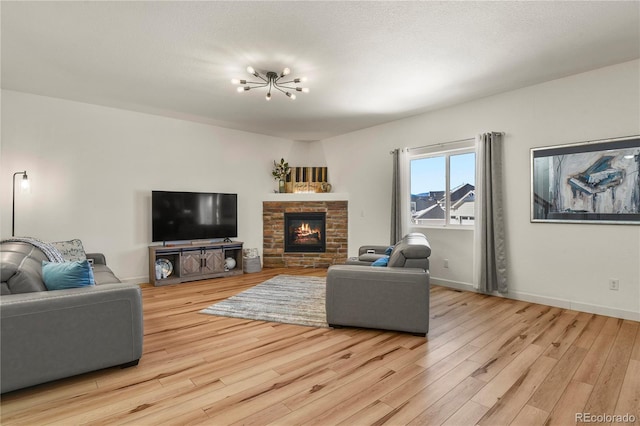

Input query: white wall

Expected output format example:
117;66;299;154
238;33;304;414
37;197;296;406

1;90;295;282
321;60;640;320
3;61;639;320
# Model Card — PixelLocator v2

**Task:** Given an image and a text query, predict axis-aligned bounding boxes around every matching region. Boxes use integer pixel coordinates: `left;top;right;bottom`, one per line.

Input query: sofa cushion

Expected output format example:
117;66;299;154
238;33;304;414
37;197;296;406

1;242;48;294
51;239;87;262
42;260;95;291
92;264;122;285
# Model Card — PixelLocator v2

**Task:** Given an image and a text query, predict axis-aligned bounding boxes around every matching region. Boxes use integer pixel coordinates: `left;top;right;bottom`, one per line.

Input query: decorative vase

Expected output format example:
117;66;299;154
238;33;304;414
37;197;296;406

278;179;286;193
225;257;236;270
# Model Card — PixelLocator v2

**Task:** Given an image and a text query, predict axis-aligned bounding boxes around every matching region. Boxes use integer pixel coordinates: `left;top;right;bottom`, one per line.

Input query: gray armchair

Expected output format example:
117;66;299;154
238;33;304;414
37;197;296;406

326;233;431;336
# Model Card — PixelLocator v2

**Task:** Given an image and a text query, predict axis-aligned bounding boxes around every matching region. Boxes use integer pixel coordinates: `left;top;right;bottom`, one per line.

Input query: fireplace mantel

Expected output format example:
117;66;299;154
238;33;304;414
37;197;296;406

262;192;349;202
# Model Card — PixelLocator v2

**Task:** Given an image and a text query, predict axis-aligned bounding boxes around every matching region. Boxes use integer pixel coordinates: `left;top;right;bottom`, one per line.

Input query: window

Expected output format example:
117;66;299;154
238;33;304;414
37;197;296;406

410;144;476;227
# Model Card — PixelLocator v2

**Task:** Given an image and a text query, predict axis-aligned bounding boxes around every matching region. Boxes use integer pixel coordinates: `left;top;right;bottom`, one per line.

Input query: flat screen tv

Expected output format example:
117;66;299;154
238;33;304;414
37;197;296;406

152;191;238;243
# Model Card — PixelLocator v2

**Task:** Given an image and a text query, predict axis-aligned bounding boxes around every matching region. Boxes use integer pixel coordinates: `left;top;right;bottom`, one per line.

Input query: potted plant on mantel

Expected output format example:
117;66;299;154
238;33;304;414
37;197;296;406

272;158;291;193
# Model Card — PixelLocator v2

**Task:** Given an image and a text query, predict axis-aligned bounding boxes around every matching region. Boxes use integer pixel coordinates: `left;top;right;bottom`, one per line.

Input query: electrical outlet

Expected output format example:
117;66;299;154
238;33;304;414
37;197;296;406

444;259;449;268
609;279;619;291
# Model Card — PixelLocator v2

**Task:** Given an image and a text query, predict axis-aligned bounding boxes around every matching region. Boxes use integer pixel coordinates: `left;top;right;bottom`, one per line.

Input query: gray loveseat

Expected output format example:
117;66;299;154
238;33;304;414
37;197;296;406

0;241;144;393
326;233;431;335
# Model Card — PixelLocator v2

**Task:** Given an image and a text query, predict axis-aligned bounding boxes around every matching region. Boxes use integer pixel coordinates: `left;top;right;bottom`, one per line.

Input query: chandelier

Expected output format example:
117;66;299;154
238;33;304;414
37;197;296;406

232;66;309;100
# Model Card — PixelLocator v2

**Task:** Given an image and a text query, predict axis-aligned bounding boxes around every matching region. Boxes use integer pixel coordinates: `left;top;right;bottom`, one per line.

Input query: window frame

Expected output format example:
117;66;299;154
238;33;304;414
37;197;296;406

409;141;476;229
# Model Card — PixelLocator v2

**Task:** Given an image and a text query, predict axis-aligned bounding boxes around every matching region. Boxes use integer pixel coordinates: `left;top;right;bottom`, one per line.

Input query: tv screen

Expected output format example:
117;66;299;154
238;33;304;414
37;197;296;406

152;191;238;242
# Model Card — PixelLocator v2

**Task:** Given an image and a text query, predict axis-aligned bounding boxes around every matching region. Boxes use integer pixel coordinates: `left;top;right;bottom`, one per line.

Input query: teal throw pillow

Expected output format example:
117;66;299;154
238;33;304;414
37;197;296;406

42;260;95;291
371;256;389;267
385;245;394;255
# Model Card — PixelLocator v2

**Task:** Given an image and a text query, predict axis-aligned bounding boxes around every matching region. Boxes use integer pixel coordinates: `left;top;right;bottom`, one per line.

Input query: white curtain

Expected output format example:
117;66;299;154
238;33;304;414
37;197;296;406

391;148;410;244
474;132;508;294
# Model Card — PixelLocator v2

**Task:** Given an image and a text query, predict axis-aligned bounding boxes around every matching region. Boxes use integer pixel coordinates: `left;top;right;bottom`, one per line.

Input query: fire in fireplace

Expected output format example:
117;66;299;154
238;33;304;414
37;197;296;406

284;212;326;253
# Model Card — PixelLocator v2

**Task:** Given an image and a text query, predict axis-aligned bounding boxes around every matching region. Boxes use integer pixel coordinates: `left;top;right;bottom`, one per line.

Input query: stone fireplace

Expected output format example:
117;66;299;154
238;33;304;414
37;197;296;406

263;199;347;268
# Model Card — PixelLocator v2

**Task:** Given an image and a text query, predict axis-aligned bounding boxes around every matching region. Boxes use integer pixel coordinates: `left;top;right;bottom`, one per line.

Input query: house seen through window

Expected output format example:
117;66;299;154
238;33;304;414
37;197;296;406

410;146;476;226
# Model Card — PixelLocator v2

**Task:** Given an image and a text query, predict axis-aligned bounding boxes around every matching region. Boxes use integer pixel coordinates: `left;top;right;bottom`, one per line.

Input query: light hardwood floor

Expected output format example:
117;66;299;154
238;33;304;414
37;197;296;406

1;268;638;425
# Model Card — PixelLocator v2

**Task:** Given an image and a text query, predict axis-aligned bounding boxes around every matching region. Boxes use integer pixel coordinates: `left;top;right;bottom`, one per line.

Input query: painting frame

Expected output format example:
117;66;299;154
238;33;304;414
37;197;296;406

530;135;640;224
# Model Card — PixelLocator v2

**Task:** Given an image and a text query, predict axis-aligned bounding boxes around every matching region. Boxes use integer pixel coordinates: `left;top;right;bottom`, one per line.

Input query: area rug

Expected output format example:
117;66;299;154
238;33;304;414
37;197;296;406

200;274;328;328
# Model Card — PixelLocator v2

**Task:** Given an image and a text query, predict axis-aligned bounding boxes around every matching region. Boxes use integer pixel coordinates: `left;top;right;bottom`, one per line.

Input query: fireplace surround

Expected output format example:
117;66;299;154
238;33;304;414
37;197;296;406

263;199;347;268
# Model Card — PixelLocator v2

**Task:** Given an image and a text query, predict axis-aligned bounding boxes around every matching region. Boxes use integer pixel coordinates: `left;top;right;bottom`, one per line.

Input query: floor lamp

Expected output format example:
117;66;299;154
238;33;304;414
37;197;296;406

12;171;30;237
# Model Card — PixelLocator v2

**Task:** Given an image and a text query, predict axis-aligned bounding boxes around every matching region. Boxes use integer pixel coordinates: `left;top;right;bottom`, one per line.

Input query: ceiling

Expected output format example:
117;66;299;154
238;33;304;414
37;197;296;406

2;1;639;141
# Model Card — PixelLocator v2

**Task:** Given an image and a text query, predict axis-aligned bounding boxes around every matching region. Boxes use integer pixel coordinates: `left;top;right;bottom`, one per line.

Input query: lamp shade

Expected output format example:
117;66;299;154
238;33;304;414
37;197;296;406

20;173;30;192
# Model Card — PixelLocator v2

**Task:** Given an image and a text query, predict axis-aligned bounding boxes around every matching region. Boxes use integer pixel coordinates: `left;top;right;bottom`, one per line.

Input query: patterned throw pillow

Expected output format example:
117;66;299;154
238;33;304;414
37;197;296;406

50;239;87;262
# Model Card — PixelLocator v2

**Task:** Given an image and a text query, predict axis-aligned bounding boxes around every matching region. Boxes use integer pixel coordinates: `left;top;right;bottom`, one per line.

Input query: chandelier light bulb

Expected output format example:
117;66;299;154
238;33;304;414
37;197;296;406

281;67;291;77
246;66;255;74
231;79;240;85
237;86;245;93
302;87;310;93
266;92;272;101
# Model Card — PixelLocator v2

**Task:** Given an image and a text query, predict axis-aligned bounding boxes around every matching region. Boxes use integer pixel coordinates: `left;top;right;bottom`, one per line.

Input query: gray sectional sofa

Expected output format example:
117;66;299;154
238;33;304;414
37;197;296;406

326;233;431;336
0;241;143;393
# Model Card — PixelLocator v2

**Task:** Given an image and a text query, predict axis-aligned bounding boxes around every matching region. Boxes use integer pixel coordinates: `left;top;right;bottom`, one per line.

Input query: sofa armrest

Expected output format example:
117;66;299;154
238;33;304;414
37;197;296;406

85;253;107;265
357;245;390;256
350;245;392;264
0;283;143;393
326;265;430;334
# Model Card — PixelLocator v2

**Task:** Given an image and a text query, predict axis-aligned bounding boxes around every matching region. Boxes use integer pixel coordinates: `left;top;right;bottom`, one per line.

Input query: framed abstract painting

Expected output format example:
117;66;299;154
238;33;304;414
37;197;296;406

531;135;640;224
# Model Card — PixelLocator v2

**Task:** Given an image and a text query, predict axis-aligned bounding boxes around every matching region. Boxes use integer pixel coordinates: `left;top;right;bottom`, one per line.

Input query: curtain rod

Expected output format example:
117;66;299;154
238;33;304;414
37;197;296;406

389;132;504;154
409;137;474;152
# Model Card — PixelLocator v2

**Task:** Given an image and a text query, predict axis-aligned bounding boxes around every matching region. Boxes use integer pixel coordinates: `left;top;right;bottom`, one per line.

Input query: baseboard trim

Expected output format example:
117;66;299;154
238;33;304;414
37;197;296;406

120;275;149;285
506;290;640;322
430;277;475;292
430;277;639;321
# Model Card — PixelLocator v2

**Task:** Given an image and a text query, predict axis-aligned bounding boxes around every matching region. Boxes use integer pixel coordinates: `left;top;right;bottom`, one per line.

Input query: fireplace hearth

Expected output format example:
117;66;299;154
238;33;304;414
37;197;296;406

284;212;326;253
